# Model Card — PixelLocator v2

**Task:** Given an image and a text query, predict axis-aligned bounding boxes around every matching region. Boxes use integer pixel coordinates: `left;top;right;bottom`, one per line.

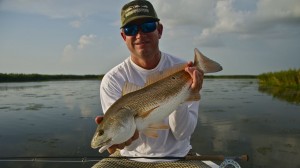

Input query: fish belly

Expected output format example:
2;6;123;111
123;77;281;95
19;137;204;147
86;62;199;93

135;85;190;131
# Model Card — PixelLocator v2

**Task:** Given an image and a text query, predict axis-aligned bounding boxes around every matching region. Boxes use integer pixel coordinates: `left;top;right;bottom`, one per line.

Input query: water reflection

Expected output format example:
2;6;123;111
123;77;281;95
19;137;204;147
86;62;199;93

0;79;299;168
193;79;300;168
258;85;300;104
0;84;47;91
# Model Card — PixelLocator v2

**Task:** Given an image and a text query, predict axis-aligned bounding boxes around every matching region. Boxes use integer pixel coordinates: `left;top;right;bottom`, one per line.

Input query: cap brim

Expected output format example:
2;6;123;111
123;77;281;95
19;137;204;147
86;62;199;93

121;16;160;28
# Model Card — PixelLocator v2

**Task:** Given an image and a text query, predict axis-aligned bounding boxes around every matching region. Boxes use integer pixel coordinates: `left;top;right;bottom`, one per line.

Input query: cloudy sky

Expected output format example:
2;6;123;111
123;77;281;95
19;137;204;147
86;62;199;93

0;0;299;75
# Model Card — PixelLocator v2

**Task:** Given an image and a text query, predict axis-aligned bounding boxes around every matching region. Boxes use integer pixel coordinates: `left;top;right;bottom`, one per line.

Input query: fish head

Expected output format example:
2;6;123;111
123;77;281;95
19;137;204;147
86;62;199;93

90;108;136;152
90;121;112;149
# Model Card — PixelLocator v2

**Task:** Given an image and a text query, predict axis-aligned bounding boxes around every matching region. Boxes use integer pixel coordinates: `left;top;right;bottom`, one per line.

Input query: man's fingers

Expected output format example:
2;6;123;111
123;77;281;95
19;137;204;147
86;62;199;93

187;61;193;67
125;139;132;146
106;130;139;154
132;130;139;140
192;69;203;90
108;145;117;154
117;143;125;149
185;66;204;92
95;116;104;124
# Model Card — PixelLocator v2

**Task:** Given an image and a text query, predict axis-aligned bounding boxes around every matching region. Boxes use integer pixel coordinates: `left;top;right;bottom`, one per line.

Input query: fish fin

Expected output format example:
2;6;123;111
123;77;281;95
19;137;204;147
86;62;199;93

143;122;169;138
145;63;186;86
122;82;143;96
194;48;222;73
148;122;169;130
137;106;159;118
186;92;201;101
142;128;159;138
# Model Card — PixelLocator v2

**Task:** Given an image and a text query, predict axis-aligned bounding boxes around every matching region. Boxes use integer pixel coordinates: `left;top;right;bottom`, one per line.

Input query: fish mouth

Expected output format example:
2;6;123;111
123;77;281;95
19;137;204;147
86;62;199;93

91;138;112;149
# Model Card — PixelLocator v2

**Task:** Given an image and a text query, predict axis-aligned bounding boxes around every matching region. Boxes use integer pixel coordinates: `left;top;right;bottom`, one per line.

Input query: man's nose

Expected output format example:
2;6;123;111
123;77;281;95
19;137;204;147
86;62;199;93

135;27;146;37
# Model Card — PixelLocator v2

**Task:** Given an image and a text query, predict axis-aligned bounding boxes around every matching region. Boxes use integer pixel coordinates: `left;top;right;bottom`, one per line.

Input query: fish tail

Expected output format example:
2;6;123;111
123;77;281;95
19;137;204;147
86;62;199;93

194;48;223;73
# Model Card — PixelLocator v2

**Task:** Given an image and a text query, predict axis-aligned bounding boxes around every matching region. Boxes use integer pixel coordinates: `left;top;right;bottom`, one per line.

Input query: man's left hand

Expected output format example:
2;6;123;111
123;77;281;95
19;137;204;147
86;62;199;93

185;61;204;93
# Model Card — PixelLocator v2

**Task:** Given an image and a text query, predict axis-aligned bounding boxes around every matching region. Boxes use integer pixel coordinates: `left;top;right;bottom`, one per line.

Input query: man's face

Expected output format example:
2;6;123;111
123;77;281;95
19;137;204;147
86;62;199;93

121;19;163;59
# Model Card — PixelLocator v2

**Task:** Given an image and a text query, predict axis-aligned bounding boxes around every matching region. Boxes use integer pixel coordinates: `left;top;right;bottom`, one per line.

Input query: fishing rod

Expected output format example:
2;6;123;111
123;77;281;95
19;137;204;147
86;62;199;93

0;154;248;163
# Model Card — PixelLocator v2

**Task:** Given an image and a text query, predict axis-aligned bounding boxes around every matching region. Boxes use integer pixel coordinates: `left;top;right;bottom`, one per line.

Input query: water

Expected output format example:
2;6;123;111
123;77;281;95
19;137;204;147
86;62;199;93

0;79;299;168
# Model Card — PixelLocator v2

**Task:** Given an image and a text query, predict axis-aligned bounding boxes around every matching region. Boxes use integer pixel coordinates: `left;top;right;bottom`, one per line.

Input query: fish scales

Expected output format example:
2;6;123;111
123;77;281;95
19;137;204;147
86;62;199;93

123;71;191;114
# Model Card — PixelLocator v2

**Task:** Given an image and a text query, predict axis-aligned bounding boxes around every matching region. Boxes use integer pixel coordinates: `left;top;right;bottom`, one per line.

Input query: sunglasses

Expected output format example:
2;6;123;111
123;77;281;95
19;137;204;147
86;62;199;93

123;21;157;36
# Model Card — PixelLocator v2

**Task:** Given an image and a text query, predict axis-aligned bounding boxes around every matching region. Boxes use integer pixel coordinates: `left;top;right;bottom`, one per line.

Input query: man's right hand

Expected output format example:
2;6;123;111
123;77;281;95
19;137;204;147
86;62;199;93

95;116;139;154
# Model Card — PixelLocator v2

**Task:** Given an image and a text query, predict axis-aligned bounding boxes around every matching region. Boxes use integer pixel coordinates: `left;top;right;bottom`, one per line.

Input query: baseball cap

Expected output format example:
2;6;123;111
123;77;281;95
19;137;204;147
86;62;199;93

120;0;160;28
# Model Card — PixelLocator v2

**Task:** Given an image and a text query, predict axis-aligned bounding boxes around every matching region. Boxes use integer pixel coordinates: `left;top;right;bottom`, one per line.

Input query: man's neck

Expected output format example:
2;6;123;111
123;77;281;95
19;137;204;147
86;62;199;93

131;51;161;70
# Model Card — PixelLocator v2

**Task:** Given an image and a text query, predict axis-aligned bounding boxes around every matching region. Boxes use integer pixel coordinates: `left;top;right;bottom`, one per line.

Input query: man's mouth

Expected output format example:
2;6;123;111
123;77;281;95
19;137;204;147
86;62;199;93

135;41;148;45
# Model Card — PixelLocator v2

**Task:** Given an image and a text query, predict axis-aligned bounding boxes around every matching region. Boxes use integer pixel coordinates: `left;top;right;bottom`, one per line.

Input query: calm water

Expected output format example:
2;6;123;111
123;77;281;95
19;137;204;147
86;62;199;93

0;79;299;168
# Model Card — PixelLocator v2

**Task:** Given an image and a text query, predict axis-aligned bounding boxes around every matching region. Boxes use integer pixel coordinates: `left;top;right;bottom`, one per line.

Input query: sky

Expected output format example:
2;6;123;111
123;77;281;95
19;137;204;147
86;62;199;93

0;0;299;75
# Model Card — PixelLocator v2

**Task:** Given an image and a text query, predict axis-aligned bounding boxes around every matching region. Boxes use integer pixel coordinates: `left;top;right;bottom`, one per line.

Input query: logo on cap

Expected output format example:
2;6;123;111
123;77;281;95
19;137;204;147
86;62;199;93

124;5;149;18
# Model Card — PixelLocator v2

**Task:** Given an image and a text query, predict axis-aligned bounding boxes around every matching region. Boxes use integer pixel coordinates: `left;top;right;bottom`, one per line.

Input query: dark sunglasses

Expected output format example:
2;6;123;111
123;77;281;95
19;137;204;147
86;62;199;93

123;21;157;36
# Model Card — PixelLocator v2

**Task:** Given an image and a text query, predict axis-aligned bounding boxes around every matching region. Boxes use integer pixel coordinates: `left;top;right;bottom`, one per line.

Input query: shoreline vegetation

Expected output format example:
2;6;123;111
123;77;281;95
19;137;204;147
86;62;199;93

0;73;104;82
258;69;300;104
258;69;300;89
1;69;300;89
0;73;257;83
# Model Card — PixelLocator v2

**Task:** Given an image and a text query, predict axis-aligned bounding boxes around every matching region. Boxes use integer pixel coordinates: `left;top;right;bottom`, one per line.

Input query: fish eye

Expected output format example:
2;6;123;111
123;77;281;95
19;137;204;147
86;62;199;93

98;129;104;136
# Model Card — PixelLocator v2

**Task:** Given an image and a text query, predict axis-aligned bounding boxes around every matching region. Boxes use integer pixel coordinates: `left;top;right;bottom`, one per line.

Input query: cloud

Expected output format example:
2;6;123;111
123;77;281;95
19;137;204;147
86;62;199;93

61;34;96;63
69;20;82;28
150;0;300;47
0;0;124;28
78;34;96;49
0;0;112;18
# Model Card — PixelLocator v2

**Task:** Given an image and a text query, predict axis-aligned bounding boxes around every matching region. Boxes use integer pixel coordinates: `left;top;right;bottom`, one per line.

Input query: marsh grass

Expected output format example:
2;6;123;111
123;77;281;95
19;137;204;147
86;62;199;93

258;69;300;89
0;73;104;82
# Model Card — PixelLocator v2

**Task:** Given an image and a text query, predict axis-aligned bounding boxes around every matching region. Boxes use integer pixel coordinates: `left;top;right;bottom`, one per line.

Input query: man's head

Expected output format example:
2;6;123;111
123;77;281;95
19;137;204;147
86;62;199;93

120;0;163;69
120;0;160;28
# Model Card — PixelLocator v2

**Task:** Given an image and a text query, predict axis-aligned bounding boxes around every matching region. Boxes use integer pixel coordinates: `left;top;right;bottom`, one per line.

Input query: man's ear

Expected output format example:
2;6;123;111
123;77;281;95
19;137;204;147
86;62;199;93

157;23;163;39
121;31;126;41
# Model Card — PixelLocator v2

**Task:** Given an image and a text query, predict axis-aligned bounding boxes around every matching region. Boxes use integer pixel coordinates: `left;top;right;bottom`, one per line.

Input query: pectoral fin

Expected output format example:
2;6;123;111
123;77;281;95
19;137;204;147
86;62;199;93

186;92;201;101
142;122;169;138
143;128;159;138
148;122;169;130
137;106;159;118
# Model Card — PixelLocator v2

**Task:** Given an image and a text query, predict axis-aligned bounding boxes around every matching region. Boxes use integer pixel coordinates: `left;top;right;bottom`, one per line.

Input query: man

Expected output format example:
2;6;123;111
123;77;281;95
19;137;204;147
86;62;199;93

93;0;206;167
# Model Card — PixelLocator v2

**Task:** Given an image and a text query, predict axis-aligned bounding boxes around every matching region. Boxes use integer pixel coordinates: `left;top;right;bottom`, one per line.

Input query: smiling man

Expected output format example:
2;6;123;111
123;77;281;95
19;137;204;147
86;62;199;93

93;0;207;167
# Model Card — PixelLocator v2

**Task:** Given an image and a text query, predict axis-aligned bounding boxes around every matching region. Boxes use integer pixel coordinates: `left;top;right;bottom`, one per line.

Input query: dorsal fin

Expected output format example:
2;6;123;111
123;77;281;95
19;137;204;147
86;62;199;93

122;82;143;96
145;63;186;86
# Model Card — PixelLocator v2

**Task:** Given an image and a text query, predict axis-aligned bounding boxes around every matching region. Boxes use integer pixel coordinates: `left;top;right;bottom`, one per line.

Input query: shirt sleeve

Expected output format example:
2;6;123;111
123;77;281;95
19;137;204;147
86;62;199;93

100;74;123;113
168;101;200;140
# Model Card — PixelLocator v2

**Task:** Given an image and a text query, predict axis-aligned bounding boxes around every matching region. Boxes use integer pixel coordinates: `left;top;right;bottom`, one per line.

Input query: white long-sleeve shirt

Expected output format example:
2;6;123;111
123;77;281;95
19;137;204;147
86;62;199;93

100;52;200;162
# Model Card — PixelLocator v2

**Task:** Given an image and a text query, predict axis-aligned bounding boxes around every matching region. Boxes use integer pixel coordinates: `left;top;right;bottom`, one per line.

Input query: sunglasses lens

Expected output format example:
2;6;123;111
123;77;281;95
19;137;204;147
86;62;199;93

124;25;138;36
124;22;157;36
141;22;157;33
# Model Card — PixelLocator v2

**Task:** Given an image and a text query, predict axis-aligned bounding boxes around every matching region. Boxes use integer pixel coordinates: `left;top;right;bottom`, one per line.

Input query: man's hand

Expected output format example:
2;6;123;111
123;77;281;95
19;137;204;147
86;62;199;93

95;116;139;154
185;61;204;93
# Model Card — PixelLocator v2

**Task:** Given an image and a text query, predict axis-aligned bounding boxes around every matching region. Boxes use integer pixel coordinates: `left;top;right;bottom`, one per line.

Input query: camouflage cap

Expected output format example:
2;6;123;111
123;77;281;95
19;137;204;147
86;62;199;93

121;0;160;28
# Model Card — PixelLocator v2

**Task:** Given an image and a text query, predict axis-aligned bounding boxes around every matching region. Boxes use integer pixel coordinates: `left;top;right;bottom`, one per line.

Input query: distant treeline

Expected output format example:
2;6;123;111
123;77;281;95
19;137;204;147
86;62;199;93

258;69;300;89
0;73;104;82
0;73;258;82
3;71;299;86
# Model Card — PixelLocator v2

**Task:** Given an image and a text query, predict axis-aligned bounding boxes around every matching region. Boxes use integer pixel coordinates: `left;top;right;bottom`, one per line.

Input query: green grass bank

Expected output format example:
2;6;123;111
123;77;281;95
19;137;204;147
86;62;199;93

258;69;300;89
